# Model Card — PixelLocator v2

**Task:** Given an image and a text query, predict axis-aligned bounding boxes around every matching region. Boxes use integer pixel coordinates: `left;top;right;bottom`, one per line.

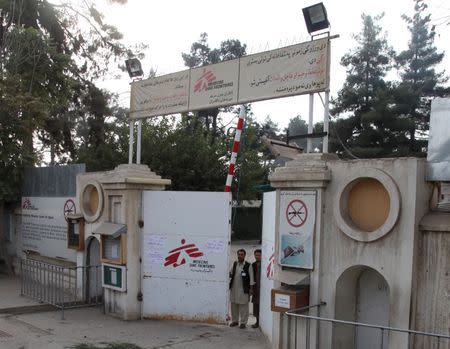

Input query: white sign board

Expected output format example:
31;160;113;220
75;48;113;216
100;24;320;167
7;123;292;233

129;38;329;119
260;191;276;343
274;293;291;308
130;70;190;119
189;60;239;110
238;38;329;103
279;191;316;269
20;197;77;261
141;191;231;323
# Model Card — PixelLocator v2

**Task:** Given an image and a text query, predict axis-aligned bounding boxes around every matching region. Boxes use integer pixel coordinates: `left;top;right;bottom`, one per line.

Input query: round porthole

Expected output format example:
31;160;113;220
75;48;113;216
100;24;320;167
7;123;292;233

80;181;103;223
334;169;400;242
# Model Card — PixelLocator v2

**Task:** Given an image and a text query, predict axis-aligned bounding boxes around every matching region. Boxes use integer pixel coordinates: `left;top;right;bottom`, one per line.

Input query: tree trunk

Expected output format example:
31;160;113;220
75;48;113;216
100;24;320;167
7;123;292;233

0;202;14;276
50;141;55;165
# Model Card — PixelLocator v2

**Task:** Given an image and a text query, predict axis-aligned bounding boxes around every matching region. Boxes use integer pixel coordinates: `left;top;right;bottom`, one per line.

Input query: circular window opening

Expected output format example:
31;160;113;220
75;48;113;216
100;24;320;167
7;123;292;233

81;182;103;222
334;169;400;242
347;178;390;232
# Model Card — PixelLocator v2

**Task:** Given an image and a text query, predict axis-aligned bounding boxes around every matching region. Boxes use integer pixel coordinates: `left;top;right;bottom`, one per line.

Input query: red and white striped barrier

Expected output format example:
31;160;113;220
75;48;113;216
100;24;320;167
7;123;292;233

225;106;246;192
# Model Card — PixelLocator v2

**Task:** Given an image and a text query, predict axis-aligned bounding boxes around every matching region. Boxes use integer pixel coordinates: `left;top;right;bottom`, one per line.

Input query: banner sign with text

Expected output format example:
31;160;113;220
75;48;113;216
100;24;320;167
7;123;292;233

189;60;239;110
130;70;190;120
130;38;329;119
278;190;316;269
238;39;328;103
21;197;77;261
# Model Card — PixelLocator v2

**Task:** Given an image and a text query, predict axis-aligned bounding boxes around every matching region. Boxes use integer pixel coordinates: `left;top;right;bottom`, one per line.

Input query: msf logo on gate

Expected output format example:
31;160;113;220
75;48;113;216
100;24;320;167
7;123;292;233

164;239;204;268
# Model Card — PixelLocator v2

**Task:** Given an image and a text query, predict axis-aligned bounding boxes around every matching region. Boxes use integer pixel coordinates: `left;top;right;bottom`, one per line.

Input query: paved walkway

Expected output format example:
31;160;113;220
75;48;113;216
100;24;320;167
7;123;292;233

0;307;270;349
0;275;43;311
0;241;267;348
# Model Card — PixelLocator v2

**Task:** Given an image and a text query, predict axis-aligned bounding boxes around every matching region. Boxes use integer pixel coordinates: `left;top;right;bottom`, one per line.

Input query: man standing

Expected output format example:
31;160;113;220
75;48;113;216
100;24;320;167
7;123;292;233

229;249;254;329
251;249;262;328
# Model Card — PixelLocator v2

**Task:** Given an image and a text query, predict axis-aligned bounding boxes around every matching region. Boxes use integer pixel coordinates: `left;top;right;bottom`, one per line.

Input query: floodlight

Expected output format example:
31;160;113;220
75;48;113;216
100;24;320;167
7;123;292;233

302;2;330;34
125;58;143;78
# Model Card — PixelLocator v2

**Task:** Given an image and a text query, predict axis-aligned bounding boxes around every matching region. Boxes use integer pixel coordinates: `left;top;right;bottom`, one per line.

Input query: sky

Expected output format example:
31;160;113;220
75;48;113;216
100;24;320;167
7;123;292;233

97;0;450;131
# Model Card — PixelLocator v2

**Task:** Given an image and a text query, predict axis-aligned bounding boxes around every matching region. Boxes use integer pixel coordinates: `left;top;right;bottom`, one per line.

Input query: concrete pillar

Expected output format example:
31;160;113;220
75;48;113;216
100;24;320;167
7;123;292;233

269;153;336;348
78;164;170;320
414;212;450;349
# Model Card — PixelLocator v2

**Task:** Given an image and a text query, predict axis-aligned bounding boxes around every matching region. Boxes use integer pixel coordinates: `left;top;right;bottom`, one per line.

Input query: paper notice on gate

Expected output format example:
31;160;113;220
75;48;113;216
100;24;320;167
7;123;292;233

204;239;226;253
144;235;167;264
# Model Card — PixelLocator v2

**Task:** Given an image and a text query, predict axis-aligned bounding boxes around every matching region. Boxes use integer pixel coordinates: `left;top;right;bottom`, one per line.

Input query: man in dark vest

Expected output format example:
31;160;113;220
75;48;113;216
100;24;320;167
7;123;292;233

251;249;262;328
229;248;254;328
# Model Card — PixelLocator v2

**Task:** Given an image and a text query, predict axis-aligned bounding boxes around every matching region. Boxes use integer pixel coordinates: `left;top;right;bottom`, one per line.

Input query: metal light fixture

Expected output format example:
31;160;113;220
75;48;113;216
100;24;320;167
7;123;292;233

125;58;144;78
302;2;330;34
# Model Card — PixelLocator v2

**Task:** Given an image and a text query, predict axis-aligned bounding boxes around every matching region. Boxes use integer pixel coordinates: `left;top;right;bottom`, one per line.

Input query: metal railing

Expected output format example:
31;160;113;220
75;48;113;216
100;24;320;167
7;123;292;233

20;258;103;319
284;304;450;349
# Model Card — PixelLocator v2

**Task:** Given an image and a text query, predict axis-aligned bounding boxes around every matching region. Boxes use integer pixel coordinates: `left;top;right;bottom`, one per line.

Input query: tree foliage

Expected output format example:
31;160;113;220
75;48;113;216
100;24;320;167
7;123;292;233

140;116;228;192
0;76;37;202
394;0;447;155
0;0;141;200
181;33;247;138
286;116;323;151
331;3;448;158
230;111;271;200
331;13;404;158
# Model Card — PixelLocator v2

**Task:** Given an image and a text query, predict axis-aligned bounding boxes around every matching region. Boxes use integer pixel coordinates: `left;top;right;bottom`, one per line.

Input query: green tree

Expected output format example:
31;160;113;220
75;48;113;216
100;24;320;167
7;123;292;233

75;88;129;171
140;116;228;191
285;116;324;152
286;115;308;150
231;113;271;201
260;116;280;140
1;0;143;165
394;0;448;155
331;13;406;158
0;75;39;274
0;1;142;266
180;33;271;199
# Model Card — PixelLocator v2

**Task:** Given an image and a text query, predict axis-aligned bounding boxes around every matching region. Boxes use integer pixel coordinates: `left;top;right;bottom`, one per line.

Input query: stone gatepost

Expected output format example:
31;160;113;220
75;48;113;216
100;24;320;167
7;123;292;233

269;153;336;349
77;164;170;320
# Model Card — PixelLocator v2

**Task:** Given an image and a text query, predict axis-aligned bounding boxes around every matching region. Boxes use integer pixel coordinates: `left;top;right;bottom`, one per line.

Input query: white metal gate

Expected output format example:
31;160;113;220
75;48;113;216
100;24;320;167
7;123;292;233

260;191;277;342
141;191;231;323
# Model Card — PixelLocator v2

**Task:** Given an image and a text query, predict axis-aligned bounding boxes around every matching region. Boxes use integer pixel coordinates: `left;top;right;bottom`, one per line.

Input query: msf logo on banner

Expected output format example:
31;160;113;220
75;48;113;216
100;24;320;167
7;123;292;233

22;198;37;210
193;68;216;93
164;239;204;268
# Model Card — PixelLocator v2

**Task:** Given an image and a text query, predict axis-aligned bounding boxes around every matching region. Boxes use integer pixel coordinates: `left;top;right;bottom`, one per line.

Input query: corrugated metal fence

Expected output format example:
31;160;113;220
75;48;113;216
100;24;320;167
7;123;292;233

22;164;85;197
20;258;102;319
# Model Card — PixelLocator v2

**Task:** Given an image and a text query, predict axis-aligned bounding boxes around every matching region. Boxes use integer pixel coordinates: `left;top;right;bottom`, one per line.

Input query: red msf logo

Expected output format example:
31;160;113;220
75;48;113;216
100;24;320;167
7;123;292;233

193;68;216;92
164;239;204;268
22;198;32;209
266;252;275;278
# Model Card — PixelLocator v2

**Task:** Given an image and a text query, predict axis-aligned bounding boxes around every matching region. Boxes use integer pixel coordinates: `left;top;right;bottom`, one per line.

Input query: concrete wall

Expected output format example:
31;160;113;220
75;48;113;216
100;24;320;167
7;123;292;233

413;212;450;349
318;158;429;349
76;164;170;320
269;156;432;349
5;165;86;273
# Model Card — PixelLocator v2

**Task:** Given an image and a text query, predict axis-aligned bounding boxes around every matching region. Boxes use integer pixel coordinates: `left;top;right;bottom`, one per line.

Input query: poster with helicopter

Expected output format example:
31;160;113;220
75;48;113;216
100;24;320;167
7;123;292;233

278;190;316;269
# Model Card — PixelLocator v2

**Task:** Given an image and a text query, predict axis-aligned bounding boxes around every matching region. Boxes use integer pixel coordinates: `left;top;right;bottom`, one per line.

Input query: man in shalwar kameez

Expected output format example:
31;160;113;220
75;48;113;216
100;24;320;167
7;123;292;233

229;249;254;329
